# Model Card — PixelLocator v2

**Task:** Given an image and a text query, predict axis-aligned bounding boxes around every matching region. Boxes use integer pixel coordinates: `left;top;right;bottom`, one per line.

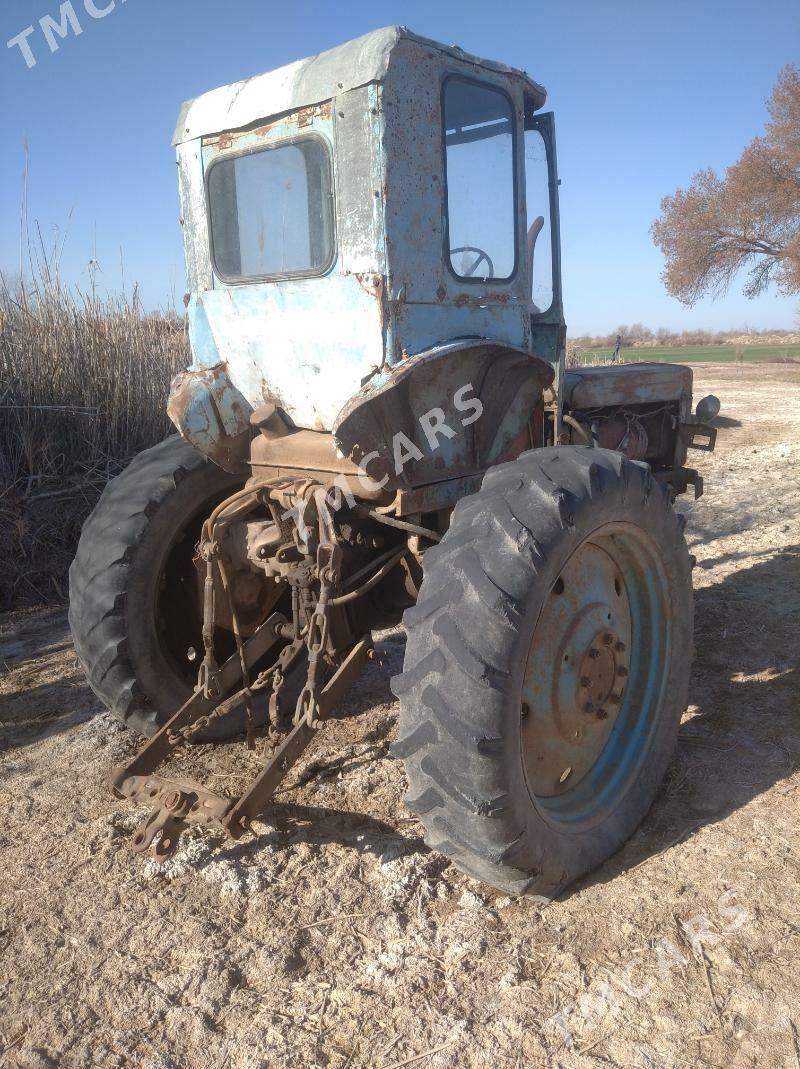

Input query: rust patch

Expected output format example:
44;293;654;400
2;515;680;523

454;291;512;308
259;380;289;413
295;100;332;127
167;363;252;473
354;272;385;302
208;100;334;148
353;272;387;343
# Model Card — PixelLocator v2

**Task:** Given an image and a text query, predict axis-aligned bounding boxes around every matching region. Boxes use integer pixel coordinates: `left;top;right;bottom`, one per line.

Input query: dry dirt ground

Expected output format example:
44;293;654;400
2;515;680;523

1;364;799;1069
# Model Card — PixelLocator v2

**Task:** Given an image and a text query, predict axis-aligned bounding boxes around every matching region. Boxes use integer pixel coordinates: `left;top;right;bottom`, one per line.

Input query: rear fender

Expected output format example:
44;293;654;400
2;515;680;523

167;363;253;474
333;339;554;491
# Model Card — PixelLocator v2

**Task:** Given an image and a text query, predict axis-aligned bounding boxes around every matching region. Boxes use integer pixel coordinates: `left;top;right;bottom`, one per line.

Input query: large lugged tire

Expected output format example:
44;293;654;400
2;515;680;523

69;436;241;737
392;446;692;898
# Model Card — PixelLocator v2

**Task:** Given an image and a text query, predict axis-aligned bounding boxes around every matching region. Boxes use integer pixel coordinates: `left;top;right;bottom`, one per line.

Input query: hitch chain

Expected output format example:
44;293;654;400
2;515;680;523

294;542;342;729
170;480;344;743
168;636;307;745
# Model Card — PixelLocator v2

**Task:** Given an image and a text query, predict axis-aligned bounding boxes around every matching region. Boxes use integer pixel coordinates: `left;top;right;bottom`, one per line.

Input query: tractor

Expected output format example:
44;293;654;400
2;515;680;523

69;27;718;897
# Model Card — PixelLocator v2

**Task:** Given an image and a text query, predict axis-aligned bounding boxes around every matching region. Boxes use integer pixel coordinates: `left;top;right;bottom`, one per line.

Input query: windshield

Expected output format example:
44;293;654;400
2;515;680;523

207;137;334;281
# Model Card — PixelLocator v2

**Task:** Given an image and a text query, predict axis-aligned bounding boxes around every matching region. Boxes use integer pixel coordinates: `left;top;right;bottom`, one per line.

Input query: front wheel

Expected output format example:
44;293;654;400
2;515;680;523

392;446;692;898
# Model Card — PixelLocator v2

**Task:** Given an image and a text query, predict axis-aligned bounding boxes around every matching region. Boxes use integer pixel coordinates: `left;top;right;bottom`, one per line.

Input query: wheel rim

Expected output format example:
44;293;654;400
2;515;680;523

520;522;671;827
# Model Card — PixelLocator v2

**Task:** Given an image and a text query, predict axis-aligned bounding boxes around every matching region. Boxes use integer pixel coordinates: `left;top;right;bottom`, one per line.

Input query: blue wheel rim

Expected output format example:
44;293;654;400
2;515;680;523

521;523;670;829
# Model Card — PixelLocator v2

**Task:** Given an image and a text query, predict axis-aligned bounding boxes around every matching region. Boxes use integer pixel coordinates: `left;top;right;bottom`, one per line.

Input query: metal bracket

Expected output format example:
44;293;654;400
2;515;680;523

679;420;717;452
654;466;704;500
123;777;234;859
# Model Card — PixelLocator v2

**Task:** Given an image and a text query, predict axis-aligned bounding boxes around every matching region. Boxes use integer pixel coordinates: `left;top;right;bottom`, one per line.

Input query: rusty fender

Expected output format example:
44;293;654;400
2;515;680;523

167;362;253;473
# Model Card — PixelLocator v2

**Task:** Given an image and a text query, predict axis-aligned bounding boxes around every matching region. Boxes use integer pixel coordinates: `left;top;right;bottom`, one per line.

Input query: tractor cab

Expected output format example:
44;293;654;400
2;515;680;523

170;26;564;459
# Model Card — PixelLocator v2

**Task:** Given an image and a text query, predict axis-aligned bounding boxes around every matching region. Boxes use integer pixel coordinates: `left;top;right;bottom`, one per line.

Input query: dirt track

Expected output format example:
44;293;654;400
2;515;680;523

1;364;799;1069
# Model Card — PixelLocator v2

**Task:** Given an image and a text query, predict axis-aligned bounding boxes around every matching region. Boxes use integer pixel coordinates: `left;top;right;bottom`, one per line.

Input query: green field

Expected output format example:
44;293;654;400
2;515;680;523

572;343;800;365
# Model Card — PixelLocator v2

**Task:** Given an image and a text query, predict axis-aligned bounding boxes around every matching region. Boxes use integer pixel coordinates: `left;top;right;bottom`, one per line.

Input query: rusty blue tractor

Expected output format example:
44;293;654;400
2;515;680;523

69;27;719;897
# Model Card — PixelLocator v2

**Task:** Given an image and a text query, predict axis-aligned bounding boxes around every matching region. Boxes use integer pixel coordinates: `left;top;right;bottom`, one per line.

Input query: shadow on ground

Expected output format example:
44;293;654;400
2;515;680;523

577;543;800;894
0;607;99;754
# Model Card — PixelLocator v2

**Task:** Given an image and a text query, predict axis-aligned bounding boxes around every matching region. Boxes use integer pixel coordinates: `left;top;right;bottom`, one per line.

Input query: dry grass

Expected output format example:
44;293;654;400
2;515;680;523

0;270;187;608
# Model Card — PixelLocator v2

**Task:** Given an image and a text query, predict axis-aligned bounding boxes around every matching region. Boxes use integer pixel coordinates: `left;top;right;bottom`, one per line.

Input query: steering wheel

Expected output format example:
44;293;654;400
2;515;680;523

450;246;495;279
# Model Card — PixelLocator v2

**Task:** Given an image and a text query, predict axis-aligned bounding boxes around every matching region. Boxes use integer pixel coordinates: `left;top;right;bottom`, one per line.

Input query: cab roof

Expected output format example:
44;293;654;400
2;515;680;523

173;25;547;146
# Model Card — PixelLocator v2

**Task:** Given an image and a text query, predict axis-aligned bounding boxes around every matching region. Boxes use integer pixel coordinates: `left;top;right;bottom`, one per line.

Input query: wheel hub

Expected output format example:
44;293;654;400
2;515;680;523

521;540;632;799
577;633;626;718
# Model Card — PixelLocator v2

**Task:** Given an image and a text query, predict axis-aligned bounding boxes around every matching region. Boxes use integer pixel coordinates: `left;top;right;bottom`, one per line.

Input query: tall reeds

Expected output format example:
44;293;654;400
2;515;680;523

0;264;188;606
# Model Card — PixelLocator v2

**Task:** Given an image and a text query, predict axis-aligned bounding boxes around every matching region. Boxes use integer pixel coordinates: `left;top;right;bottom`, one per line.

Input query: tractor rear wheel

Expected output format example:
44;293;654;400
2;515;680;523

392;446;692;898
69;436;242;738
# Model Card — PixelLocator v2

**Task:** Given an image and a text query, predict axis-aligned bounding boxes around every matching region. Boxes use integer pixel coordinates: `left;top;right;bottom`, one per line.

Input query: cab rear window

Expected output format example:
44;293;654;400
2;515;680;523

207;137;334;281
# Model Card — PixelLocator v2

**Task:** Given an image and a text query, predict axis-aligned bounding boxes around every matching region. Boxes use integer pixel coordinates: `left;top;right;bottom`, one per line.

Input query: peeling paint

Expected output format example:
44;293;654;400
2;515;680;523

167;363;254;472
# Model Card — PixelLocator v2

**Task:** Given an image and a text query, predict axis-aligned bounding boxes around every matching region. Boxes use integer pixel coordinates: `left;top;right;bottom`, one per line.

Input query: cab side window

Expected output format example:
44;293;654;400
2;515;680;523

443;77;516;282
524;125;553;313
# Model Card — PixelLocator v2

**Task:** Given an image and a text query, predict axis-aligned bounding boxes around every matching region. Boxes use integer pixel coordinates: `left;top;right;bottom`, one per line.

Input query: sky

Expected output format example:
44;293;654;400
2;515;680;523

1;0;798;334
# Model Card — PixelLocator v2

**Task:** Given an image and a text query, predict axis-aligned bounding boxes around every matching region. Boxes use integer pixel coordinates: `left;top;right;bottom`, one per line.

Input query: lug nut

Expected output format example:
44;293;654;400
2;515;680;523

589;648;600;659
615;641;626;653
580;676;591;687
617;666;628;677
596;708;609;720
603;633;614;645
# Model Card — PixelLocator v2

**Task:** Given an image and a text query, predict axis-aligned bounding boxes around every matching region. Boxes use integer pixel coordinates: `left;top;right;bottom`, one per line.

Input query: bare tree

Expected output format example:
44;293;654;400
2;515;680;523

651;65;800;305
